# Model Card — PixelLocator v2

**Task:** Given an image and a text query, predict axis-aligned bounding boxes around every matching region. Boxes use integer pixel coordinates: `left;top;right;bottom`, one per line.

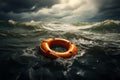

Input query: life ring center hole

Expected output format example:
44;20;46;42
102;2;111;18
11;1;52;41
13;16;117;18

50;45;67;52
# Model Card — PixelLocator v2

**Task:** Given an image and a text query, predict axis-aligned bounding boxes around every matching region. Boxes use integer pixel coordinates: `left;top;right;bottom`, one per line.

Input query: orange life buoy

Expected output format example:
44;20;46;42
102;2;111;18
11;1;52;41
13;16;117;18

40;38;78;58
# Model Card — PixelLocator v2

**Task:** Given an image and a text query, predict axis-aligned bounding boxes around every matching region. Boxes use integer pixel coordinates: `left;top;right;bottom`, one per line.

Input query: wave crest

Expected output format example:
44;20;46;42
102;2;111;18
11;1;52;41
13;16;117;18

89;20;120;33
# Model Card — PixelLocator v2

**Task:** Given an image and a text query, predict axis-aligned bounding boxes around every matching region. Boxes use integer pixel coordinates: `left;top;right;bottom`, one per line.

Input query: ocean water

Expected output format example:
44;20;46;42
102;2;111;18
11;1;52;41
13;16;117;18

0;20;120;80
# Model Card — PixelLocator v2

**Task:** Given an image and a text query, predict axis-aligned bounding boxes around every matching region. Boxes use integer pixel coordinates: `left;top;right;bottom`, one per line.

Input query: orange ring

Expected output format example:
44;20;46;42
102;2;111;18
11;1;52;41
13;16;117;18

40;38;78;58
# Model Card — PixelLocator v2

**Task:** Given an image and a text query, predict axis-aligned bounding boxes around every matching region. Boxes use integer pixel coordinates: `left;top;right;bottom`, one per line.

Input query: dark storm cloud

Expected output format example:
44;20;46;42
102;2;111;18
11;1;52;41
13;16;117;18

0;0;59;13
0;0;59;20
91;0;120;21
0;0;120;21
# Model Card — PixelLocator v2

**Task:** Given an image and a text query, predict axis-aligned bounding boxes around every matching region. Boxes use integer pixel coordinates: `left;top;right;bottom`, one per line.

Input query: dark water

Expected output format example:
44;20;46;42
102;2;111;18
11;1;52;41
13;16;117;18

0;20;120;80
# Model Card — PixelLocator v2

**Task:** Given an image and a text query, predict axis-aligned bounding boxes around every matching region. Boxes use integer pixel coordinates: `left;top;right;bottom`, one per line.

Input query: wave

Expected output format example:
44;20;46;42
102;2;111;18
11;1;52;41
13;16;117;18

0;20;93;32
0;20;43;30
87;20;120;33
0;20;120;80
1;19;120;33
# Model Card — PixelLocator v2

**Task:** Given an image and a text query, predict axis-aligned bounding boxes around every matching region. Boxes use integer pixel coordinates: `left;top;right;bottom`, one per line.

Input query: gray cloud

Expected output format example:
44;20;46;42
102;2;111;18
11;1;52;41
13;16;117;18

90;0;120;21
0;0;59;13
13;0;99;22
0;0;120;22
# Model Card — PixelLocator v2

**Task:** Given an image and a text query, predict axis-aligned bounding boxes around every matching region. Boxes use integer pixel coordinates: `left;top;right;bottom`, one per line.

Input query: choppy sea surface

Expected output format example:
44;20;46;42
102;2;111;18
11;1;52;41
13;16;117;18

0;20;120;80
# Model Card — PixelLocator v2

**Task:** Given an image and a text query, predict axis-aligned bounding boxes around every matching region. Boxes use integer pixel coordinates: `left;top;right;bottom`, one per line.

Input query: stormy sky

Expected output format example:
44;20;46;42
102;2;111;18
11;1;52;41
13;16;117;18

0;0;120;22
